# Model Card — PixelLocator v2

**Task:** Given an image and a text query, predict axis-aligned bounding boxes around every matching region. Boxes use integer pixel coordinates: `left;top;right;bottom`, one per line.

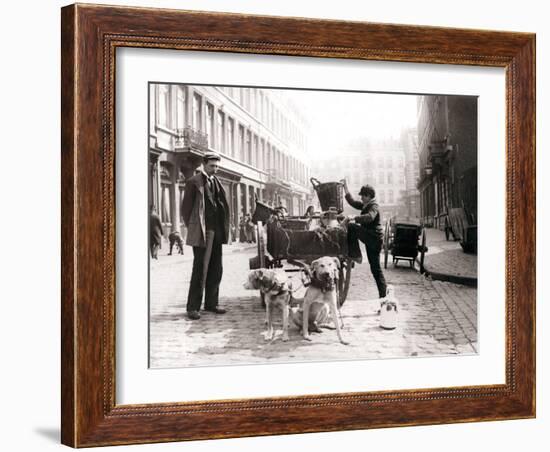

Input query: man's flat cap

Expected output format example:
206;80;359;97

203;151;221;162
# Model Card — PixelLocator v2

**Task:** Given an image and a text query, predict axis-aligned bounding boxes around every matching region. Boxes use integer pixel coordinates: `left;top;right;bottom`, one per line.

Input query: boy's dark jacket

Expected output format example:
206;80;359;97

345;193;384;242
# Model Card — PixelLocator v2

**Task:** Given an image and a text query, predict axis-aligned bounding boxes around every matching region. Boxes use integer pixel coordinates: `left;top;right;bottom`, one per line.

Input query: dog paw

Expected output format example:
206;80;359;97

282;335;289;342
340;340;350;346
303;335;312;341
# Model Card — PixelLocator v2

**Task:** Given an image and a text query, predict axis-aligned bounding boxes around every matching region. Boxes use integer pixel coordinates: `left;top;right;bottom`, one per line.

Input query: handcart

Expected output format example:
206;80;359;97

383;216;428;271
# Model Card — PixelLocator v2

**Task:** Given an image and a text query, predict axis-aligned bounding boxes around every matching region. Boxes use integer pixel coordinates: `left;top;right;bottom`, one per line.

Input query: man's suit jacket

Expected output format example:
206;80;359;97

181;172;230;247
149;212;163;245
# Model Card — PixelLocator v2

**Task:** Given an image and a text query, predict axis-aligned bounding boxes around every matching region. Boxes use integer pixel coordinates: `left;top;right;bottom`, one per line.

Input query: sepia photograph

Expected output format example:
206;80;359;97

148;83;478;369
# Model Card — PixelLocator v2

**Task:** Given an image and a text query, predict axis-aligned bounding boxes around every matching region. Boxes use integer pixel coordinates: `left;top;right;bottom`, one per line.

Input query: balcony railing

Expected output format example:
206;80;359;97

174;126;209;151
267;168;283;183
266;168;293;188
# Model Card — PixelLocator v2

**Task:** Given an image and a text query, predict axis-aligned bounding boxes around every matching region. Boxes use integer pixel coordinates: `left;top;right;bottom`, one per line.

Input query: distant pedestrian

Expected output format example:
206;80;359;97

150;205;163;259
302;205;315;218
274;204;288;219
303;205;317;230
168;230;184;255
245;213;256;243
239;216;248;243
230;223;237;244
181;152;230;320
342;179;387;298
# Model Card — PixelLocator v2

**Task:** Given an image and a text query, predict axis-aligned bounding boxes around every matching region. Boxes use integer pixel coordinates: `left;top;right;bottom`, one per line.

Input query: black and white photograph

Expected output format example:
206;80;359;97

148;83;478;368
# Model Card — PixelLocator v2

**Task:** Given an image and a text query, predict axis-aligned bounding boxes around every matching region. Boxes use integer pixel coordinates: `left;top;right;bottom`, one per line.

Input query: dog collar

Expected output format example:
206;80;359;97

310;276;337;293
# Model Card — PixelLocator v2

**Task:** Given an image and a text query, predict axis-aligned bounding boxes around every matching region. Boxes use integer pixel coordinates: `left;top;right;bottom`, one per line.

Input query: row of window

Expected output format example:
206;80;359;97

338;171;406;186
155;85;309;186
347;186;397;204
317;155;406;170
377;171;407;185
219;86;306;149
379;190;396;204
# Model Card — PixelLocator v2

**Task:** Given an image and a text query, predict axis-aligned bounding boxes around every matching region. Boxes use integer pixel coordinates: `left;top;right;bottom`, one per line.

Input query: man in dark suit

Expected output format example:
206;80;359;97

181;152;230;320
149;205;163;259
342;180;387;298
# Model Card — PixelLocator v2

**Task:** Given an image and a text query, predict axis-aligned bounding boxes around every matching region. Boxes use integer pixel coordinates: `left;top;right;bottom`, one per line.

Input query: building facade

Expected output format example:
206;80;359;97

416;95;478;228
400;127;421;218
149;84;313;238
311;137;408;221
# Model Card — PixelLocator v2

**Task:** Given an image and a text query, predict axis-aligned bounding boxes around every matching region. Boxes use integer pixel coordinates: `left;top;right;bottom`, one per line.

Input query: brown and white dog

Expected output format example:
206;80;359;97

244;269;293;341
302;256;348;345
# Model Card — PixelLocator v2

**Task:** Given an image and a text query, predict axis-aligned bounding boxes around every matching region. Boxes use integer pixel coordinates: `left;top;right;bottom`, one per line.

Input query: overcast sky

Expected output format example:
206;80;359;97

271;88;419;160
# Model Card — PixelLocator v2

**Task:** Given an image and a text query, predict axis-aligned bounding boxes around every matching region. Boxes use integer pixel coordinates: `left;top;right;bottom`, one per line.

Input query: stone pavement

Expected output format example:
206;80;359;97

421;227;477;285
149;246;478;368
156;237;256;258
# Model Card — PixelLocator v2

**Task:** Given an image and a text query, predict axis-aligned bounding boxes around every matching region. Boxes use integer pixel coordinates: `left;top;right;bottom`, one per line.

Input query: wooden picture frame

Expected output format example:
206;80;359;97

61;3;535;447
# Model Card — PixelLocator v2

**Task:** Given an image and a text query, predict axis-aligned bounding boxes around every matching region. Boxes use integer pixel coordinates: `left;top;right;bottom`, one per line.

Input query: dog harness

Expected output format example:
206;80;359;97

263;280;289;296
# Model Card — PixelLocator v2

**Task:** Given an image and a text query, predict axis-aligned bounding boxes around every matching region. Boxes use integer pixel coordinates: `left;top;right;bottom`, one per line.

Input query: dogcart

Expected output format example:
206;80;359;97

383;216;428;271
249;179;353;307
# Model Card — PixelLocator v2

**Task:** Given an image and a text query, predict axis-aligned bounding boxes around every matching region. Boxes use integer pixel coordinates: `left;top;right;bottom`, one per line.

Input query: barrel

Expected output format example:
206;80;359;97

310;177;344;213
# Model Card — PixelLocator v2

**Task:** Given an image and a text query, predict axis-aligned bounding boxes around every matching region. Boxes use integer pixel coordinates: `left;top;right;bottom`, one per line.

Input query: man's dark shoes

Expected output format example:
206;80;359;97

204;307;227;314
187;310;201;320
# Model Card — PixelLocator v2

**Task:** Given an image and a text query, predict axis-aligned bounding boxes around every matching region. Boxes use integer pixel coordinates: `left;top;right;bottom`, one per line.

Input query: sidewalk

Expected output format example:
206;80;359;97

155;237;256;259
225;240;257;253
420;228;477;287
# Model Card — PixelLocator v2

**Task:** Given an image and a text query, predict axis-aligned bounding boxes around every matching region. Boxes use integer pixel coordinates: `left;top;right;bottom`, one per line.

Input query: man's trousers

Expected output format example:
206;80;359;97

347;223;387;298
186;230;223;312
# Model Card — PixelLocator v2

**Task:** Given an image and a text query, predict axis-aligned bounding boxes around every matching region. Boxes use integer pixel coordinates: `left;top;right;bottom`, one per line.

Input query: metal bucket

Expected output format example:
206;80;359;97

310;178;344;213
380;302;398;330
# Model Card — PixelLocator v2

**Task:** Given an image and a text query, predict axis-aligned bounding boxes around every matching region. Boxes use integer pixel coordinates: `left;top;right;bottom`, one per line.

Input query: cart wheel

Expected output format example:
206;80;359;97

338;257;353;307
419;228;427;273
383;222;390;269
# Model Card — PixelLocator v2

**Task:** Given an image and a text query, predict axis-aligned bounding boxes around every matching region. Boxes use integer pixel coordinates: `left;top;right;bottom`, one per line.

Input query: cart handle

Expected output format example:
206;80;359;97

310;177;321;188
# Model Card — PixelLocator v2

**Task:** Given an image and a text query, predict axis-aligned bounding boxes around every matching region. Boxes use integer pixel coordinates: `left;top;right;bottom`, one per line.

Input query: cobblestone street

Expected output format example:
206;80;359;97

149;241;477;368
